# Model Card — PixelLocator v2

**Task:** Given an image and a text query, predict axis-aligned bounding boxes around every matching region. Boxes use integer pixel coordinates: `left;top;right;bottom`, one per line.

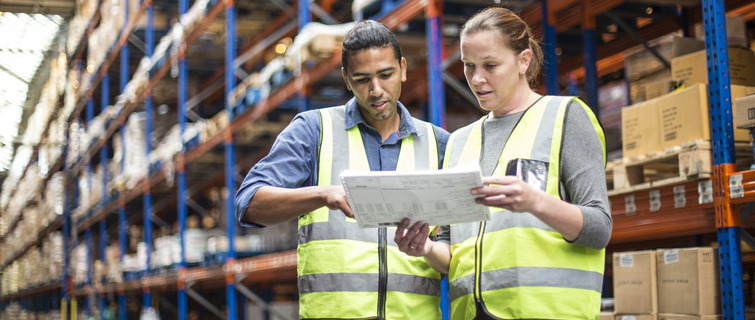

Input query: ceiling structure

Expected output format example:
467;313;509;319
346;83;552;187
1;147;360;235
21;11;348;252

0;0;753;178
0;11;63;173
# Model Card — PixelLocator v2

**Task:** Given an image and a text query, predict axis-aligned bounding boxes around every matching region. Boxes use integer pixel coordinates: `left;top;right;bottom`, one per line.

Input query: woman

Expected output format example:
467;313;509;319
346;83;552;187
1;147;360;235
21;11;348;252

394;7;612;320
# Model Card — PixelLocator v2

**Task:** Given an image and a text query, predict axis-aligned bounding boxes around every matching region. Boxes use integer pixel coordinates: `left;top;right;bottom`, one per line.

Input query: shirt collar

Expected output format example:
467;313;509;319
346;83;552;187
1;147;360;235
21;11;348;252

343;97;421;139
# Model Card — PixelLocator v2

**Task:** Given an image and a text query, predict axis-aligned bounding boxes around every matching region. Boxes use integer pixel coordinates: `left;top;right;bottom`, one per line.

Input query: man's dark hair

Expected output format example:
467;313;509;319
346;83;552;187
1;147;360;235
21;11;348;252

341;20;402;73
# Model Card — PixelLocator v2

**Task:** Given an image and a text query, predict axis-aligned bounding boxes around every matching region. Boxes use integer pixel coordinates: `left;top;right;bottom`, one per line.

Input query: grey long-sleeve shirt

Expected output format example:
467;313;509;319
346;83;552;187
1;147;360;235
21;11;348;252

437;100;612;249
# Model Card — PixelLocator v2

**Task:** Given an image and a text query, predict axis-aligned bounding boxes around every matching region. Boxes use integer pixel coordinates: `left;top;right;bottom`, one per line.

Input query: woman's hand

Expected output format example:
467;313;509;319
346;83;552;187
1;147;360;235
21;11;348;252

394;218;432;257
471;176;544;214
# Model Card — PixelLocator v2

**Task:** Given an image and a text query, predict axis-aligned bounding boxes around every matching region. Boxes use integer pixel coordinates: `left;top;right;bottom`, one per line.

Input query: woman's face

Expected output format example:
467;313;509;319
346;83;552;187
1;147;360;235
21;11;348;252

461;30;529;116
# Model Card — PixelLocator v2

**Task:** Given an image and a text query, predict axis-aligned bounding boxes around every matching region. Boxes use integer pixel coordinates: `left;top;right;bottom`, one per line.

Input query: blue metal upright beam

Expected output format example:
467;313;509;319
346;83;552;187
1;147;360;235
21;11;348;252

85;94;94;319
581;4;599;117
702;0;745;318
425;2;448;318
143;1;154;309
297;0;311;111
100;72;109;320
85;228;92;317
177;1;189;319
298;0;310;29
63;139;71;319
541;0;558;95
425;0;445;128
225;1;238;319
118;2;129;320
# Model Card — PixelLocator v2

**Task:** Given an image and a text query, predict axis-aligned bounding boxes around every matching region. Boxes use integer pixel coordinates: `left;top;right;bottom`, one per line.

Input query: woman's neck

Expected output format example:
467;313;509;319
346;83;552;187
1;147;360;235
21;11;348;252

492;87;540;117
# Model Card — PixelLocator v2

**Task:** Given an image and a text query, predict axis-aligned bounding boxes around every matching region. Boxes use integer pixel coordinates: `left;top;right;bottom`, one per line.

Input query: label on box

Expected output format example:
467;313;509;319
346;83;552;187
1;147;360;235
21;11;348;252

699;180;713;204
621;316;637;320
619;253;634;267
625;195;636;215
649;189;661;212
664;249;679;264
730;174;744;198
673;185;686;208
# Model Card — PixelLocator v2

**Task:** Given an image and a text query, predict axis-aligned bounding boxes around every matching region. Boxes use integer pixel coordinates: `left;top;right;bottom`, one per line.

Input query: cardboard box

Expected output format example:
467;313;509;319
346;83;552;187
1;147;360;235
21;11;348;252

658;84;710;148
671;47;755;87
615;315;658;320
734;94;755;129
694;15;748;48
671;37;705;59
600;311;616;320
613;250;658;314
645;78;682;100
657;84;752;145
656;247;720;315
659;315;721;320
622;100;662;158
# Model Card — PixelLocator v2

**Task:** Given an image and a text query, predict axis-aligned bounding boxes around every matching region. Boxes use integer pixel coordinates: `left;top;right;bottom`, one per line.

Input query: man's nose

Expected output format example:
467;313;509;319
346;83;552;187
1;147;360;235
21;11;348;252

369;78;384;96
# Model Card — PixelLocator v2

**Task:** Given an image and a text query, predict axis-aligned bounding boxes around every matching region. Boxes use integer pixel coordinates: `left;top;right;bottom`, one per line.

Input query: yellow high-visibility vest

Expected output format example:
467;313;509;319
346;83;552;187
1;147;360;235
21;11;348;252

445;96;606;320
297;105;443;319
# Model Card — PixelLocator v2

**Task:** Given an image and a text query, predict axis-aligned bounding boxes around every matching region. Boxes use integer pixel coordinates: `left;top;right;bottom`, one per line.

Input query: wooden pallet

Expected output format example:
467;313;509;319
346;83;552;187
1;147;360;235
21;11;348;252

606;140;753;195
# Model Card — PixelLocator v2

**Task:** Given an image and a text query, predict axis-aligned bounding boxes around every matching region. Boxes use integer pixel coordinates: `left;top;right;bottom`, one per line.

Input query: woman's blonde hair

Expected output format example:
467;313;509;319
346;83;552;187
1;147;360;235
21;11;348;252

460;7;544;87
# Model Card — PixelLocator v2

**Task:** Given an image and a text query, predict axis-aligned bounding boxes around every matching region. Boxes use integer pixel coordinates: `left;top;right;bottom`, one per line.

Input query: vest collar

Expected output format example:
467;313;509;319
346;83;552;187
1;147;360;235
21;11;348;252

343;97;421;140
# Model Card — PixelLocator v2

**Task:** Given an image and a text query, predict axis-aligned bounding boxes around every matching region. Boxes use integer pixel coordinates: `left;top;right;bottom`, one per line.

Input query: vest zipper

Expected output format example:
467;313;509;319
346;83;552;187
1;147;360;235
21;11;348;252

378;227;387;320
473;221;486;304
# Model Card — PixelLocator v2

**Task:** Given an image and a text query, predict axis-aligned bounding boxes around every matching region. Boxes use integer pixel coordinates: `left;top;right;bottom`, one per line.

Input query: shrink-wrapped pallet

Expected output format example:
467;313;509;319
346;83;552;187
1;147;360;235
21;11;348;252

286;22;353;70
71;243;88;285
124;113;147;189
105;245;122;283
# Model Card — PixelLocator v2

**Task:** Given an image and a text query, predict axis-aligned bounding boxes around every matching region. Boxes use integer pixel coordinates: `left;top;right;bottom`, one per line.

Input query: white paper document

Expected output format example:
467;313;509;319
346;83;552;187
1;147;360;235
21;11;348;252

340;164;490;228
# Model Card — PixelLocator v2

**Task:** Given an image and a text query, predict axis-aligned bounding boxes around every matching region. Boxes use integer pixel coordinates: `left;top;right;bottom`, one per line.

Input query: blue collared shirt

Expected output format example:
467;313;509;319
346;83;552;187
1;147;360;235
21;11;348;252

235;98;450;227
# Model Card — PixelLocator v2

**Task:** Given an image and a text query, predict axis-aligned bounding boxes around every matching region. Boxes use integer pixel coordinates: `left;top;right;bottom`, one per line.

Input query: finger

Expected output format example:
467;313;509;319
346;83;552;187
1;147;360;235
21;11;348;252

341;204;354;218
394;219;410;242
482;176;519;184
409;223;430;250
401;221;424;250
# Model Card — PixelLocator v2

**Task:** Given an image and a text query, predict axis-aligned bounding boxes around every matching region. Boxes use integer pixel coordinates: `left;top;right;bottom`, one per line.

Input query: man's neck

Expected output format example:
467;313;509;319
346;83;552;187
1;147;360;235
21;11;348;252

370;115;400;142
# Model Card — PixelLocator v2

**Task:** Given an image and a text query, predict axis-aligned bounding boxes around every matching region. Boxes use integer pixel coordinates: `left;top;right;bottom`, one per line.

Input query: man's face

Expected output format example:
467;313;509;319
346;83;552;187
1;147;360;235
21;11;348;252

342;46;407;127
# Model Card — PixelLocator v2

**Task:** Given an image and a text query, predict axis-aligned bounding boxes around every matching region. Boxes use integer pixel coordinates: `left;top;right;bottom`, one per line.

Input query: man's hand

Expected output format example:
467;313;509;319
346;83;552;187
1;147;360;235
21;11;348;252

323;185;354;218
394;218;432;257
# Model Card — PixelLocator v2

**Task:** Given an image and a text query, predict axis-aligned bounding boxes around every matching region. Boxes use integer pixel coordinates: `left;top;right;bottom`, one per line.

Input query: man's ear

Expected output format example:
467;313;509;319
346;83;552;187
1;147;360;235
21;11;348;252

400;57;407;82
341;67;352;91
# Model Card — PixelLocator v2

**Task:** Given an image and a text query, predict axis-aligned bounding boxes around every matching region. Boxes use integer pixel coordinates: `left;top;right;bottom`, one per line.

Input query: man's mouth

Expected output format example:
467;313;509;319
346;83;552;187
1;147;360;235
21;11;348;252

371;101;388;110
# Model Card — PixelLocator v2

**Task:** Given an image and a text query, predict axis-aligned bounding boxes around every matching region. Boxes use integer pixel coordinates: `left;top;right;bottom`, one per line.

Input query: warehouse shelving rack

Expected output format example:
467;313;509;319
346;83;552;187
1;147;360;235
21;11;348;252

0;0;449;319
1;0;754;318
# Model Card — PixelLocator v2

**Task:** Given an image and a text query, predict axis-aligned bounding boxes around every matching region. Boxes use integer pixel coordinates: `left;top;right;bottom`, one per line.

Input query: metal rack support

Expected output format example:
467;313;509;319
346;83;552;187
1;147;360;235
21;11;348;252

541;0;557;94
581;2;599;116
143;0;155;308
225;1;239;319
177;0;189;319
702;0;745;317
425;0;445;128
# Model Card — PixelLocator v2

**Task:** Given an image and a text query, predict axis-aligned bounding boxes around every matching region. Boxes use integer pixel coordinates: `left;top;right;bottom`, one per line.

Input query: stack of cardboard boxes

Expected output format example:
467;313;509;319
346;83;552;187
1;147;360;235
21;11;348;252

621;39;755;160
612;247;721;320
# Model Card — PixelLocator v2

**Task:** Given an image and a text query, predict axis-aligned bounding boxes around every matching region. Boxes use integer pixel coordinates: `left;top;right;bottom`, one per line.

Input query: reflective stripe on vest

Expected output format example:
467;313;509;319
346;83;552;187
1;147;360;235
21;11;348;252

446;96;606;320
297;105;442;319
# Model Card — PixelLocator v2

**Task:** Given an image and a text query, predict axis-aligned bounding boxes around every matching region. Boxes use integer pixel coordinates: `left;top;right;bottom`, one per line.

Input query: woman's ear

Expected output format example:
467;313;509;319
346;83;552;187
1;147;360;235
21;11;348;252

519;49;533;75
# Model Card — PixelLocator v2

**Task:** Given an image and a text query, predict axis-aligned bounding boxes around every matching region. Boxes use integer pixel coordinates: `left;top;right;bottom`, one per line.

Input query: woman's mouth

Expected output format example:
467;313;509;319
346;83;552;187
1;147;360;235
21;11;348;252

476;91;492;99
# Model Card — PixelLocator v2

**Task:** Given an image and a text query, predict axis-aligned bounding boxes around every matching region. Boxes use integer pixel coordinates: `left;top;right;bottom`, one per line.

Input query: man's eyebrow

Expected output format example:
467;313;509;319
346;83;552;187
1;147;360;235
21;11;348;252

351;66;396;77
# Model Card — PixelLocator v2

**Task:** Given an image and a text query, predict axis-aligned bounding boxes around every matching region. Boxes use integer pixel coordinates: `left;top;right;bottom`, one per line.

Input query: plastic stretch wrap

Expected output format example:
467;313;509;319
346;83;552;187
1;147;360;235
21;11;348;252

286;22;353;71
123;113;147;189
71;243;88;285
105;245;122;283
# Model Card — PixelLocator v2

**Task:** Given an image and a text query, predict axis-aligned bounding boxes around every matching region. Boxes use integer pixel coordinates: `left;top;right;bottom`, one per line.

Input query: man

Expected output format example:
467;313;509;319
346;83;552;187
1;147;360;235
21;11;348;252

235;20;450;319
